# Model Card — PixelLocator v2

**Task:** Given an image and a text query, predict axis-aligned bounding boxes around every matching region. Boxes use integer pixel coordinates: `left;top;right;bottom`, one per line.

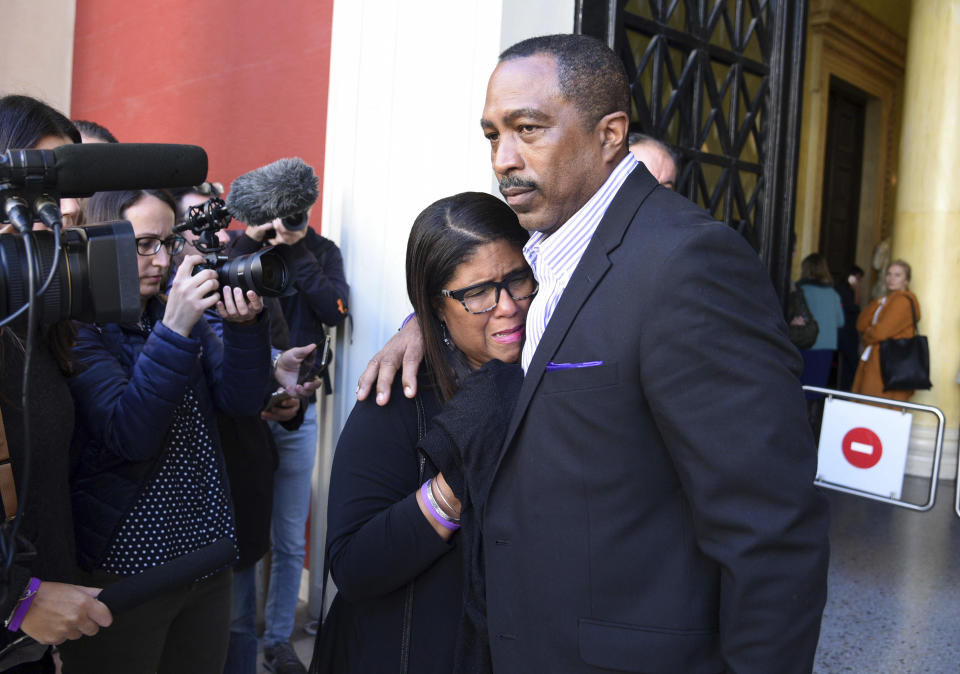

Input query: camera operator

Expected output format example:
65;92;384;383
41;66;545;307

57;188;272;673
231;211;348;673
0;95;113;672
171;184;321;674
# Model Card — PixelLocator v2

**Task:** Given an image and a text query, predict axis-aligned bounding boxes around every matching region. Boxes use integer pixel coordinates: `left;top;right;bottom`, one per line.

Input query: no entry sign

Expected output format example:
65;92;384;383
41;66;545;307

818;398;912;499
841;427;883;469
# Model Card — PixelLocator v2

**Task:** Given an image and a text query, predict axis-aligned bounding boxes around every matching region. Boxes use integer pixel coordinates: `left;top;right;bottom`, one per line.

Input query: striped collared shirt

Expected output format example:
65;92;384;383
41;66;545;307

521;154;638;372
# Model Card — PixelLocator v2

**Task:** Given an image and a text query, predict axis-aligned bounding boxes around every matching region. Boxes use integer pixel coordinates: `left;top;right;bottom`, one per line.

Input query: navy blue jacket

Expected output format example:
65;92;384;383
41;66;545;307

68;297;271;570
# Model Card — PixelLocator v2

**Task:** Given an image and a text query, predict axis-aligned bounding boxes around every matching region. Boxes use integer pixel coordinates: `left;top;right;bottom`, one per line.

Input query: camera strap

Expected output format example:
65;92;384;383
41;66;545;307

0;410;16;521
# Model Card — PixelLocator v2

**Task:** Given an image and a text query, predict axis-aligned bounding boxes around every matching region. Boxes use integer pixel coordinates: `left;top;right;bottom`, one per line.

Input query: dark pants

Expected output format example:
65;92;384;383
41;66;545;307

59;568;232;674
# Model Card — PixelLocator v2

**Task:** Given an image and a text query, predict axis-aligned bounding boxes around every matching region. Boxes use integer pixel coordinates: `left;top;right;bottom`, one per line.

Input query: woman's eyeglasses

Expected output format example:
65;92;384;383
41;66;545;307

441;270;539;314
135;235;186;257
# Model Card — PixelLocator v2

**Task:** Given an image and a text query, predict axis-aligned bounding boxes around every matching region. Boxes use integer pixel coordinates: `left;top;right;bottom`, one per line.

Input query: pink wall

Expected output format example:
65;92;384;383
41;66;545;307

71;0;334;231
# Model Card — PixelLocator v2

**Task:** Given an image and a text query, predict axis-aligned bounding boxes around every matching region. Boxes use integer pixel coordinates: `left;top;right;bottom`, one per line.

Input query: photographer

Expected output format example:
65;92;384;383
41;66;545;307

0;95;113;672
231;213;348;672
57;188;271;673
171;184;319;674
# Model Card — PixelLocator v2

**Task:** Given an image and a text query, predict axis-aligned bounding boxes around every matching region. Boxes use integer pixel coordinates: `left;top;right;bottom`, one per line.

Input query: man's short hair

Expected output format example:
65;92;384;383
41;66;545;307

628;131;678;165
73;119;118;143
499;34;630;127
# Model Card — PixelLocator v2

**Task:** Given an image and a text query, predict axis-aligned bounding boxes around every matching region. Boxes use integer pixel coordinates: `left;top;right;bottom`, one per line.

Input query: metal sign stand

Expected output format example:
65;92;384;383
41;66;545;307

803;386;945;512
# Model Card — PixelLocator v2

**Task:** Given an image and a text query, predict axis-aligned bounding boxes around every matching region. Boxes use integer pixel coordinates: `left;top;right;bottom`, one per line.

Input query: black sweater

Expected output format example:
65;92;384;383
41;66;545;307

323;375;461;673
0;329;76;621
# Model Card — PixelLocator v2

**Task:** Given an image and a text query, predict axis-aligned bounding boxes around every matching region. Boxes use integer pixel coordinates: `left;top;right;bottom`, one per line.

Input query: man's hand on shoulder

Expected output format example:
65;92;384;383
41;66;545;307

356;316;423;406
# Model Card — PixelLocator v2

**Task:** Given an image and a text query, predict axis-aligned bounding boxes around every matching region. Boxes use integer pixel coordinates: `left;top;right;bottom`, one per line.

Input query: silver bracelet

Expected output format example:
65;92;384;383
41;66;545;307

427;478;460;523
432;478;460;519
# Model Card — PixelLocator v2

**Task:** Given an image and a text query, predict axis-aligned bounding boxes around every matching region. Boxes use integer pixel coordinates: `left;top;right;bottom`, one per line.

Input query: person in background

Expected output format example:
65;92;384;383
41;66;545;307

796;253;844;425
170;183;319;674
853;259;921;402
60;188;270;673
836;265;864;390
230;200;349;674
71;120;118;144
0;94;113;674
627;131;678;189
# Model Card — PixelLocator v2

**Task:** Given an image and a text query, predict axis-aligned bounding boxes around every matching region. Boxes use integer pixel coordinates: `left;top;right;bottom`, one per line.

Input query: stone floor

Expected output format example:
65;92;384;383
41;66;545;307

814;476;960;673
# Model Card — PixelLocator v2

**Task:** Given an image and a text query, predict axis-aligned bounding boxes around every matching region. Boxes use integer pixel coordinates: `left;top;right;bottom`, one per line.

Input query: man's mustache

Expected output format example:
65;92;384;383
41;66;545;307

498;176;538;194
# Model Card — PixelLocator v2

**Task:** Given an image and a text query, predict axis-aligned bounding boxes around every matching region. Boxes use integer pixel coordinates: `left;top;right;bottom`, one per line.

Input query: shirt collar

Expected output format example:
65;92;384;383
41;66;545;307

522;153;638;279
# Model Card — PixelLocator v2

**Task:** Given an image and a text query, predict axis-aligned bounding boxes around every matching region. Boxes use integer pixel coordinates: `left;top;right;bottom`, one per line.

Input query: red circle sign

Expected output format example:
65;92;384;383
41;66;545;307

842;427;883;469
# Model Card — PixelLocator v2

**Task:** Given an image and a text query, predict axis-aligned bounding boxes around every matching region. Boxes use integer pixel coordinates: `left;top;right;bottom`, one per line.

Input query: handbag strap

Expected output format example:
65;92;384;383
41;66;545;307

400;393;427;674
902;294;919;331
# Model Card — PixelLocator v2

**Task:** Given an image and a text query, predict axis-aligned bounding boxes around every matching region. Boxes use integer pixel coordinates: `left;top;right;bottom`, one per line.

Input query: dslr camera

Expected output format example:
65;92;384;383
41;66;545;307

175;196;292;297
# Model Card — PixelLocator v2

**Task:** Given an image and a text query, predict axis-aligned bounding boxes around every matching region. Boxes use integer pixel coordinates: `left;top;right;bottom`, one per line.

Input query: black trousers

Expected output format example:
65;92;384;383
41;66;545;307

58;567;232;674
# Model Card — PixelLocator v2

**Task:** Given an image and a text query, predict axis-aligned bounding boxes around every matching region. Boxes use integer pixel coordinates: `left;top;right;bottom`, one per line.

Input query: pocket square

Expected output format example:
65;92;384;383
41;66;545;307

545;360;604;371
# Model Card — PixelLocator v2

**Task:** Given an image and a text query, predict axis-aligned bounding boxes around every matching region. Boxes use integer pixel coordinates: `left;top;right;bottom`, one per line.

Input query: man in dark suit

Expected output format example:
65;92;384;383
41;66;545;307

359;34;829;673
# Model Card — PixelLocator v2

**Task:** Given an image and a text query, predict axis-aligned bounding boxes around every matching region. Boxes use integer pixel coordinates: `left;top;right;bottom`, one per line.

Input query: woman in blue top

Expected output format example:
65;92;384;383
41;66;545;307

58;188;271;674
796;253;844;394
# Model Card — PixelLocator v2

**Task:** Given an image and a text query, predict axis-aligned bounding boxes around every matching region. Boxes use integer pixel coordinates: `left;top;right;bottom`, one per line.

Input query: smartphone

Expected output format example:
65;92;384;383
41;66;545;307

297;335;332;383
264;388;293;411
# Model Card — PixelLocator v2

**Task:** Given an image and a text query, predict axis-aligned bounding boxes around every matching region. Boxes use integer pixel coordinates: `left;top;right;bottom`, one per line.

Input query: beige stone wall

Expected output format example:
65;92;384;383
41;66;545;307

0;0;76;115
892;0;960;478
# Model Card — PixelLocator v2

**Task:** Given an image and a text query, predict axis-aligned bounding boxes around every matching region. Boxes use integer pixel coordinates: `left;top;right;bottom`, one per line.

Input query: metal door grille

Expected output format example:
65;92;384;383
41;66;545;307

577;0;808;300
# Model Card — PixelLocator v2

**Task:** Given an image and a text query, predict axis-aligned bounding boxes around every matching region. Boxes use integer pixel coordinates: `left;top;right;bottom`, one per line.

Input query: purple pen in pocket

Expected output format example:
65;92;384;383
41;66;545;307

545;360;604;371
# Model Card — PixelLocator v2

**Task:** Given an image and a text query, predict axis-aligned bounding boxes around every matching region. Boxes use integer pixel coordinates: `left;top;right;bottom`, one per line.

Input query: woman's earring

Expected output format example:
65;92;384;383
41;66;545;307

440;321;454;350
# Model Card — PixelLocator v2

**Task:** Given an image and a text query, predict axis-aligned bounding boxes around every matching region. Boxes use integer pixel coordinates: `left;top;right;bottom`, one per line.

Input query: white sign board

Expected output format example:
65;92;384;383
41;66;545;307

817;398;912;499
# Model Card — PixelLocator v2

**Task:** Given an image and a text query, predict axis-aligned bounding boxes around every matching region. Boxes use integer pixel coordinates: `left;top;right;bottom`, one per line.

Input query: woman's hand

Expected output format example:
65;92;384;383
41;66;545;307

19;582;113;645
217;285;264;325
163;255;221;337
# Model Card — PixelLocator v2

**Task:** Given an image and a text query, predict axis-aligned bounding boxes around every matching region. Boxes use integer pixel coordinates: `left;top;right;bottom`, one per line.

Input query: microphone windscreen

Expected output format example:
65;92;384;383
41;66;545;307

226;157;319;226
53;143;208;197
96;537;236;614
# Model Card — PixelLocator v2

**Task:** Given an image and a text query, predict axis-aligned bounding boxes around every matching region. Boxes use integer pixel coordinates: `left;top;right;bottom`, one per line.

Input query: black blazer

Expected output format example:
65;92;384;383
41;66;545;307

482;165;830;673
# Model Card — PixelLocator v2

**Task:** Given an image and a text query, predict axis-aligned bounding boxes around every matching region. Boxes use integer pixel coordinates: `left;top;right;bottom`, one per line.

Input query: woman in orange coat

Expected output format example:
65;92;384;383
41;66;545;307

852;259;921;402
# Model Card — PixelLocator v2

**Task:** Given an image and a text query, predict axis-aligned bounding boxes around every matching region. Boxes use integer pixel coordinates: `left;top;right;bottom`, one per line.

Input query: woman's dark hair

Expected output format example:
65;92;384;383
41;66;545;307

0;94;81;150
800;253;832;284
406;192;528;401
0;95;81;376
85;188;177;225
72;119;118;143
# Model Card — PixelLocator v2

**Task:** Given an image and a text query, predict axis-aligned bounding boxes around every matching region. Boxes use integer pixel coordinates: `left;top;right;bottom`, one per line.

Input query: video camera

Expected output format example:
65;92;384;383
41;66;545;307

174;196;292;297
0;142;209;325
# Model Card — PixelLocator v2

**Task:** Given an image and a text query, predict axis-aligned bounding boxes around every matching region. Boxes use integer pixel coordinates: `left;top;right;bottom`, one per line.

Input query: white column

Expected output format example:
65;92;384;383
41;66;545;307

311;0;577;616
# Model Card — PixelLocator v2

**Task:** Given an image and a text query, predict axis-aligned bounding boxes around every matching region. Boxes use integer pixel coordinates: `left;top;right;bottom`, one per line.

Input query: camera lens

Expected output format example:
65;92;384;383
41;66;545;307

0;222;140;324
216;246;291;297
280;212;308;231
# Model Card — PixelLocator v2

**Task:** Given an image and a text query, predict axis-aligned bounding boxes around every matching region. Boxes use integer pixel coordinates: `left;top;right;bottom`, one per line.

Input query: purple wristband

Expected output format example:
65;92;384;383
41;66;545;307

7;577;41;632
420;480;460;531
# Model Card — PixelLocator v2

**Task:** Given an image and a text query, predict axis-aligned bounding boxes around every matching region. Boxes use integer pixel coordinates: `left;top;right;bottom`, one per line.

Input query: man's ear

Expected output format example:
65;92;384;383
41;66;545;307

597;111;629;163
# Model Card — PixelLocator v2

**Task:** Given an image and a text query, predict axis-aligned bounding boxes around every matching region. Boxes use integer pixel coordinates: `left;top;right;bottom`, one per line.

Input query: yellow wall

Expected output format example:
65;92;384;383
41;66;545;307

849;0;911;38
890;0;960;472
